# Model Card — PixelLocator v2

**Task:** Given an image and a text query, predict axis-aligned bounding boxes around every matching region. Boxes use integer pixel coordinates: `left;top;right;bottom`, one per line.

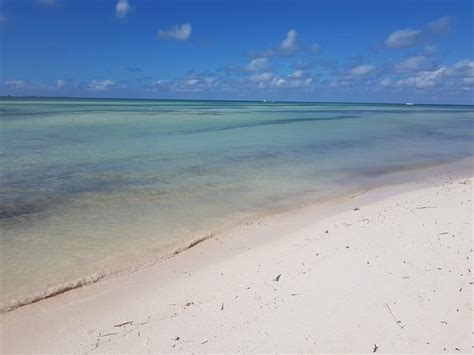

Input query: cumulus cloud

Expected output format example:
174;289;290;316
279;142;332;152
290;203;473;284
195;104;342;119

250;72;274;83
385;17;454;49
426;16;453;35
153;73;220;92
250;29;299;57
158;23;192;41
385;29;422;48
249;70;313;89
444;59;474;78
249;71;275;89
1;80;54;93
87;80;125;91
56;79;66;89
395;56;430;72
394;60;473;90
380;78;393;88
3;78;119;93
396;68;445;89
144;80;169;91
116;0;131;19
176;77;218;92
350;64;376;76
54;79;77;89
145;69;312;93
291;70;305;79
273;76;312;89
3;80;27;89
279;29;298;55
246;58;270;72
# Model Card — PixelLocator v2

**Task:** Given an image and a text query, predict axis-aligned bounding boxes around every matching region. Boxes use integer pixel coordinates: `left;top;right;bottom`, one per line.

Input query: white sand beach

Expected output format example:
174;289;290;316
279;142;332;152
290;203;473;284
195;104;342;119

1;167;472;353
2;0;473;352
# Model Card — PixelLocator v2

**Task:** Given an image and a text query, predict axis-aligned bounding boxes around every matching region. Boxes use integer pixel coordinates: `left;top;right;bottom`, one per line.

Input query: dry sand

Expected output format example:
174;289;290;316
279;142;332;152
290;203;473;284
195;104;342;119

0;169;472;353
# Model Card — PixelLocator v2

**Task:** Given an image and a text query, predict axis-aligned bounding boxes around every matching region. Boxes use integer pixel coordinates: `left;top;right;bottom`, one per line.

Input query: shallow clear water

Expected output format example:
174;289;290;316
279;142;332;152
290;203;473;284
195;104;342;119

1;98;473;310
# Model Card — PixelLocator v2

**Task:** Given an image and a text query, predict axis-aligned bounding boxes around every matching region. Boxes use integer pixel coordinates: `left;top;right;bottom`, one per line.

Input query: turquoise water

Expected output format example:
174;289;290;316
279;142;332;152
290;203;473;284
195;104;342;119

1;98;473;311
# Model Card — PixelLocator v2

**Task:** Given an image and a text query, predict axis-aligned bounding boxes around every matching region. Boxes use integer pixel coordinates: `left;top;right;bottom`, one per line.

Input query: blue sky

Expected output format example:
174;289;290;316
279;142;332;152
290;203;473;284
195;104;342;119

0;0;473;103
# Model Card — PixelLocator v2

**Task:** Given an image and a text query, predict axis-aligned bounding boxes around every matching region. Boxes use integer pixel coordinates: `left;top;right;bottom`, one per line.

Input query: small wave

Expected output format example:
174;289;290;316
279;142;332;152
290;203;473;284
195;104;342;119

0;233;215;314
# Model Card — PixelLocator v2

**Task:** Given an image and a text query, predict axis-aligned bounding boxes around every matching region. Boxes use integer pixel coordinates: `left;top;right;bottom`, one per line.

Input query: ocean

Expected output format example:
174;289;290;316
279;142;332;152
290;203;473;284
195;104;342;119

1;97;473;311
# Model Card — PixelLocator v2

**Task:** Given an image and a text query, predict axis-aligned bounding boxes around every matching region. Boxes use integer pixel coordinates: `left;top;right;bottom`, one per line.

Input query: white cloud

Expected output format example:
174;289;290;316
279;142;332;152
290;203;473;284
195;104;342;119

249;72;274;89
171;75;219;92
56;79;66;89
279;29;298;55
186;79;199;86
291;70;305;79
87;80;125;91
395;56;429;72
3;80;27;88
444;60;474;78
385;28;422;48
351;64;376;76
116;0;131;19
0;14;6;24
204;77;217;84
396;68;445;89
248;29;299;58
158;23;192;41
393;59;474;90
380;78;393;88
250;72;274;82
246;58;270;72
1;80;53;92
385;17;453;50
273;76;312;88
249;70;313;89
426;16;453;35
144;80;170;91
55;79;78;90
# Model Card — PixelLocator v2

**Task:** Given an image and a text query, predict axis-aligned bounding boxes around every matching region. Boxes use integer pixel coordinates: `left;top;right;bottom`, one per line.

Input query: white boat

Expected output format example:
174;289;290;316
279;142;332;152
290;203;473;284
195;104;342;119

405;102;415;106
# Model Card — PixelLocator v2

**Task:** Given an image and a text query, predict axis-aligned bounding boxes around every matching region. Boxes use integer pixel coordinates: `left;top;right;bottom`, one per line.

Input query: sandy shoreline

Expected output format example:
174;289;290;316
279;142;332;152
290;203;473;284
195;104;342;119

1;162;473;353
2;159;470;315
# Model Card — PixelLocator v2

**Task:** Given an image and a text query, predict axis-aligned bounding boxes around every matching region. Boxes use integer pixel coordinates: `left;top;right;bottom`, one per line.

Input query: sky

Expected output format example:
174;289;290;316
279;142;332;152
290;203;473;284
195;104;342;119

0;0;473;104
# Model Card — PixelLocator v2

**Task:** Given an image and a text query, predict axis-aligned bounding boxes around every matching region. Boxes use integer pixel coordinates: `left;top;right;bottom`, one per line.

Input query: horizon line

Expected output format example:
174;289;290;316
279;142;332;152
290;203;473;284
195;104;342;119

1;95;473;107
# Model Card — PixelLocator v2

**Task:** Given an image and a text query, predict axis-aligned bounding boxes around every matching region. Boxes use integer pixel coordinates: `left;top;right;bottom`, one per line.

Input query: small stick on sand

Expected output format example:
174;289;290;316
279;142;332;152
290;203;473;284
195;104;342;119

98;332;117;337
385;303;405;329
114;321;133;327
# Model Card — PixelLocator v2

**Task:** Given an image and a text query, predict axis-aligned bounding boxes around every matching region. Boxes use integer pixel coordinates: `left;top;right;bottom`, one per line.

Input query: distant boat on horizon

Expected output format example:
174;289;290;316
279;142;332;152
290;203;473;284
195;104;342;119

405;102;415;106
